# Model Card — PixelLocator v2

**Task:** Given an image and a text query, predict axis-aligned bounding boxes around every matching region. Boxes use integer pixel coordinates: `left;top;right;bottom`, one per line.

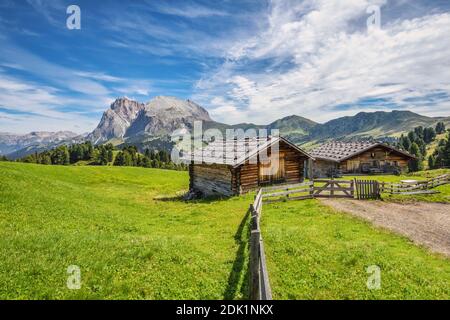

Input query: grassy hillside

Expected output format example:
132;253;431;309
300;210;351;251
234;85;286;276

308;111;450;142
423;132;447;169
262;199;450;299
0;162;251;299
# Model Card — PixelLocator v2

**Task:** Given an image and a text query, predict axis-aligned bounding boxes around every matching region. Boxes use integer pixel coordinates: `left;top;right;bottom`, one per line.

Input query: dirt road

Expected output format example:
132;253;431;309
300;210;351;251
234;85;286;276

320;199;450;257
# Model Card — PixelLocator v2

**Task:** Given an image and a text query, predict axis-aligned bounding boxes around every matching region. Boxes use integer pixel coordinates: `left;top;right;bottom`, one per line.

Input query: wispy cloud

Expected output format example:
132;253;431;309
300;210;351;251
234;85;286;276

25;0;66;27
149;1;229;18
1;0;449;134
0;73;101;133
195;0;450;124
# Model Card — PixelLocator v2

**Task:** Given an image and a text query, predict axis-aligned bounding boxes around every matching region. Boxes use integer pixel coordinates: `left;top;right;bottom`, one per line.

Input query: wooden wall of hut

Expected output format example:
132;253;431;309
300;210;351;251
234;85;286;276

338;147;410;173
190;164;233;197
189;140;309;196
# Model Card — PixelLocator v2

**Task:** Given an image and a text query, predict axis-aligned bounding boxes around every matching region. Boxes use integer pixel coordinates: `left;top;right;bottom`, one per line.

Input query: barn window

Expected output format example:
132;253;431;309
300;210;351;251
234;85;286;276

259;152;285;184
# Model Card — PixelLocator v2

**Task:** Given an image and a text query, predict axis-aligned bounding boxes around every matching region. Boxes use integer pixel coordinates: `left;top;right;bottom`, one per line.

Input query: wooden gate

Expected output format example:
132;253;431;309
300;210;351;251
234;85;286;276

313;179;354;198
354;179;381;200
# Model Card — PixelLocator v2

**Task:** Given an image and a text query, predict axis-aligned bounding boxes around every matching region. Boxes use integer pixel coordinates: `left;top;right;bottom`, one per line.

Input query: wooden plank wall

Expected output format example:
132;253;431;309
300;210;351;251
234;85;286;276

339;147;410;173
311;159;336;178
191;164;233;196
239;163;259;193
239;141;308;193
283;141;306;184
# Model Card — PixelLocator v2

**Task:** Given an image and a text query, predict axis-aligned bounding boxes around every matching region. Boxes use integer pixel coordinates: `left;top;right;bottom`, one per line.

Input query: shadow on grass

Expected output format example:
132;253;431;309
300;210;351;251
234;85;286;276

223;207;250;300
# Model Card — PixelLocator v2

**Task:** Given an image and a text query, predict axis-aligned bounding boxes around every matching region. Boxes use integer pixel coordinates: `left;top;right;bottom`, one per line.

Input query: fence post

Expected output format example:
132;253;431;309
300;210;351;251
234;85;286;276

350;180;355;198
249;230;261;300
330;179;335;197
308;158;314;183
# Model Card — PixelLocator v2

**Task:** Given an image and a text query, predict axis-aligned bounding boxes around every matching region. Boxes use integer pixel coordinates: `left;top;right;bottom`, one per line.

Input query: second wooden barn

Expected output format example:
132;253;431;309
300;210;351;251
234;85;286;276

184;136;313;197
309;141;416;177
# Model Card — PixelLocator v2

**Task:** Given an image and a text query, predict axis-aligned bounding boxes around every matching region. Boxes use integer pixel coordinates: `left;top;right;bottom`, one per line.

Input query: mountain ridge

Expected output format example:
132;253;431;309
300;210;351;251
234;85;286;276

2;96;450;158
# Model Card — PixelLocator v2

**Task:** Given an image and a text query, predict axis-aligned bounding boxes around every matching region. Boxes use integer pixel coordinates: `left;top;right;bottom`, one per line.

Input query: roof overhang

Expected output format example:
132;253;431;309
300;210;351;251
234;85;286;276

232;136;315;168
338;143;417;161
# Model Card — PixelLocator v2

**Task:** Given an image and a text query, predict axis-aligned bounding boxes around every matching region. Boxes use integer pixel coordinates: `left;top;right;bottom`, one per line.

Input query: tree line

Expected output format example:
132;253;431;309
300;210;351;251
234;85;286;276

113;146;187;170
397;121;449;171
0;142;187;171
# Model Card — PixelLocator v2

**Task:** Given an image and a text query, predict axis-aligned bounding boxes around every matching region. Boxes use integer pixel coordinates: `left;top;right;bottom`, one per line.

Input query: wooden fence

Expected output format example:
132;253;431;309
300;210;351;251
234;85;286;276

354;179;381;200
380;174;449;195
262;180;354;202
312;179;354;199
249;189;272;300
261;182;313;203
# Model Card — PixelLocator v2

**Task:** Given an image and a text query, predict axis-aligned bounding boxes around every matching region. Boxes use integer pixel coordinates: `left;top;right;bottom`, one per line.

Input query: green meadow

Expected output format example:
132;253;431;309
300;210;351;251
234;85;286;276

0;162;449;299
262;199;450;299
0;162;250;299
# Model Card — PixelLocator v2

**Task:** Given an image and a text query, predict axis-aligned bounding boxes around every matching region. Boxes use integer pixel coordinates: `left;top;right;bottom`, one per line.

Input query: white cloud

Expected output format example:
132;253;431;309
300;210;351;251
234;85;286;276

0;75;100;133
195;0;450;124
149;2;229;18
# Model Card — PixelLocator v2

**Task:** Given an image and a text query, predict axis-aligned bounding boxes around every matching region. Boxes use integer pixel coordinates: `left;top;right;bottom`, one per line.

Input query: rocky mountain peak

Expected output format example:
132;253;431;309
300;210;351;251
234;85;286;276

109;97;145;119
87;96;212;144
144;96;212;121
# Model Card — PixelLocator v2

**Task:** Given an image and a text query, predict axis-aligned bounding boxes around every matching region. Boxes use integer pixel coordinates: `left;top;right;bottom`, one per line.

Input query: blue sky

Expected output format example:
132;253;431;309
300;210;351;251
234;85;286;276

0;0;449;133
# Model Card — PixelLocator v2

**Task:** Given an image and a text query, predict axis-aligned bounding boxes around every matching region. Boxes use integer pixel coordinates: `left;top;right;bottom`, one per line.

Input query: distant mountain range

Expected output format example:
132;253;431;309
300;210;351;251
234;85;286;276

1;96;449;159
0;131;85;159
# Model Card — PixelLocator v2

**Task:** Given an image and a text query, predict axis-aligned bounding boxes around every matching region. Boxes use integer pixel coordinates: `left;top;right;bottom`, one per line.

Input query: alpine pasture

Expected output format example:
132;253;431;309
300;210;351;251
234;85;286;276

1;162;449;299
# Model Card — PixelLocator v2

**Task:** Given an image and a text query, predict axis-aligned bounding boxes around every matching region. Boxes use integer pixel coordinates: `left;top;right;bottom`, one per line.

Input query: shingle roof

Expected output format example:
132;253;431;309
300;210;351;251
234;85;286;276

182;136;313;167
310;141;415;162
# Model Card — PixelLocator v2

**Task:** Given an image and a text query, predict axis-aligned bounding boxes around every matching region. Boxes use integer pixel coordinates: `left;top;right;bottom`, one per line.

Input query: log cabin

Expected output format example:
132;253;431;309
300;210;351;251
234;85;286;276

183;136;313;197
309;141;416;178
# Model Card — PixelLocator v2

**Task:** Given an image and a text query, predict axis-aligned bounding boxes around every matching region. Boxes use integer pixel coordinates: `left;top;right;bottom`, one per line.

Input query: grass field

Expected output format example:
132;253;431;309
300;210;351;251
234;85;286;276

345;169;450;203
1;162;449;300
0;162;251;299
262;199;450;299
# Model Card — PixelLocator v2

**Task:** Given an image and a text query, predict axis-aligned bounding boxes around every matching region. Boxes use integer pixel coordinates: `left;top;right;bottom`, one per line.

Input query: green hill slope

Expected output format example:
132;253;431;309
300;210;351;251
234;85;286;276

310;111;450;141
0;162;251;299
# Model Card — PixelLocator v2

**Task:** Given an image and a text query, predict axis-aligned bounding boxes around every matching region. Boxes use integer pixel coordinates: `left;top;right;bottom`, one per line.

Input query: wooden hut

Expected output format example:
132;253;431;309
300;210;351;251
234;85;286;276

309;141;415;178
184;136;313;197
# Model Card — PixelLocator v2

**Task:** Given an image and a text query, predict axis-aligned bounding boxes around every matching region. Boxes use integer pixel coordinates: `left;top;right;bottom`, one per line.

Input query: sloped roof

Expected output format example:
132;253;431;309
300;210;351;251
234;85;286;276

310;141;416;162
182;136;313;168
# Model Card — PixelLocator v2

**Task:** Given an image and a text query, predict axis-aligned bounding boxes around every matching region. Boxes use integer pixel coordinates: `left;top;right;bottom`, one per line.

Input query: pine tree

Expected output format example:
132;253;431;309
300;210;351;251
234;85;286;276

114;151;125;166
423;127;436;144
107;149;114;163
123;151;133;166
97;146;109;165
416;138;426;157
41;154;52;165
407;131;417;144
84;142;94;160
400;134;411;151
428;155;436;169
141;156;151;168
442;136;450;167
51;146;70;165
436;122;446;134
414;126;424;139
408;142;423;172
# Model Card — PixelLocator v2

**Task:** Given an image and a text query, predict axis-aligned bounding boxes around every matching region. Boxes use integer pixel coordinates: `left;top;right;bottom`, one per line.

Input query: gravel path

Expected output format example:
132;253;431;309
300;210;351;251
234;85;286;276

320;199;450;257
